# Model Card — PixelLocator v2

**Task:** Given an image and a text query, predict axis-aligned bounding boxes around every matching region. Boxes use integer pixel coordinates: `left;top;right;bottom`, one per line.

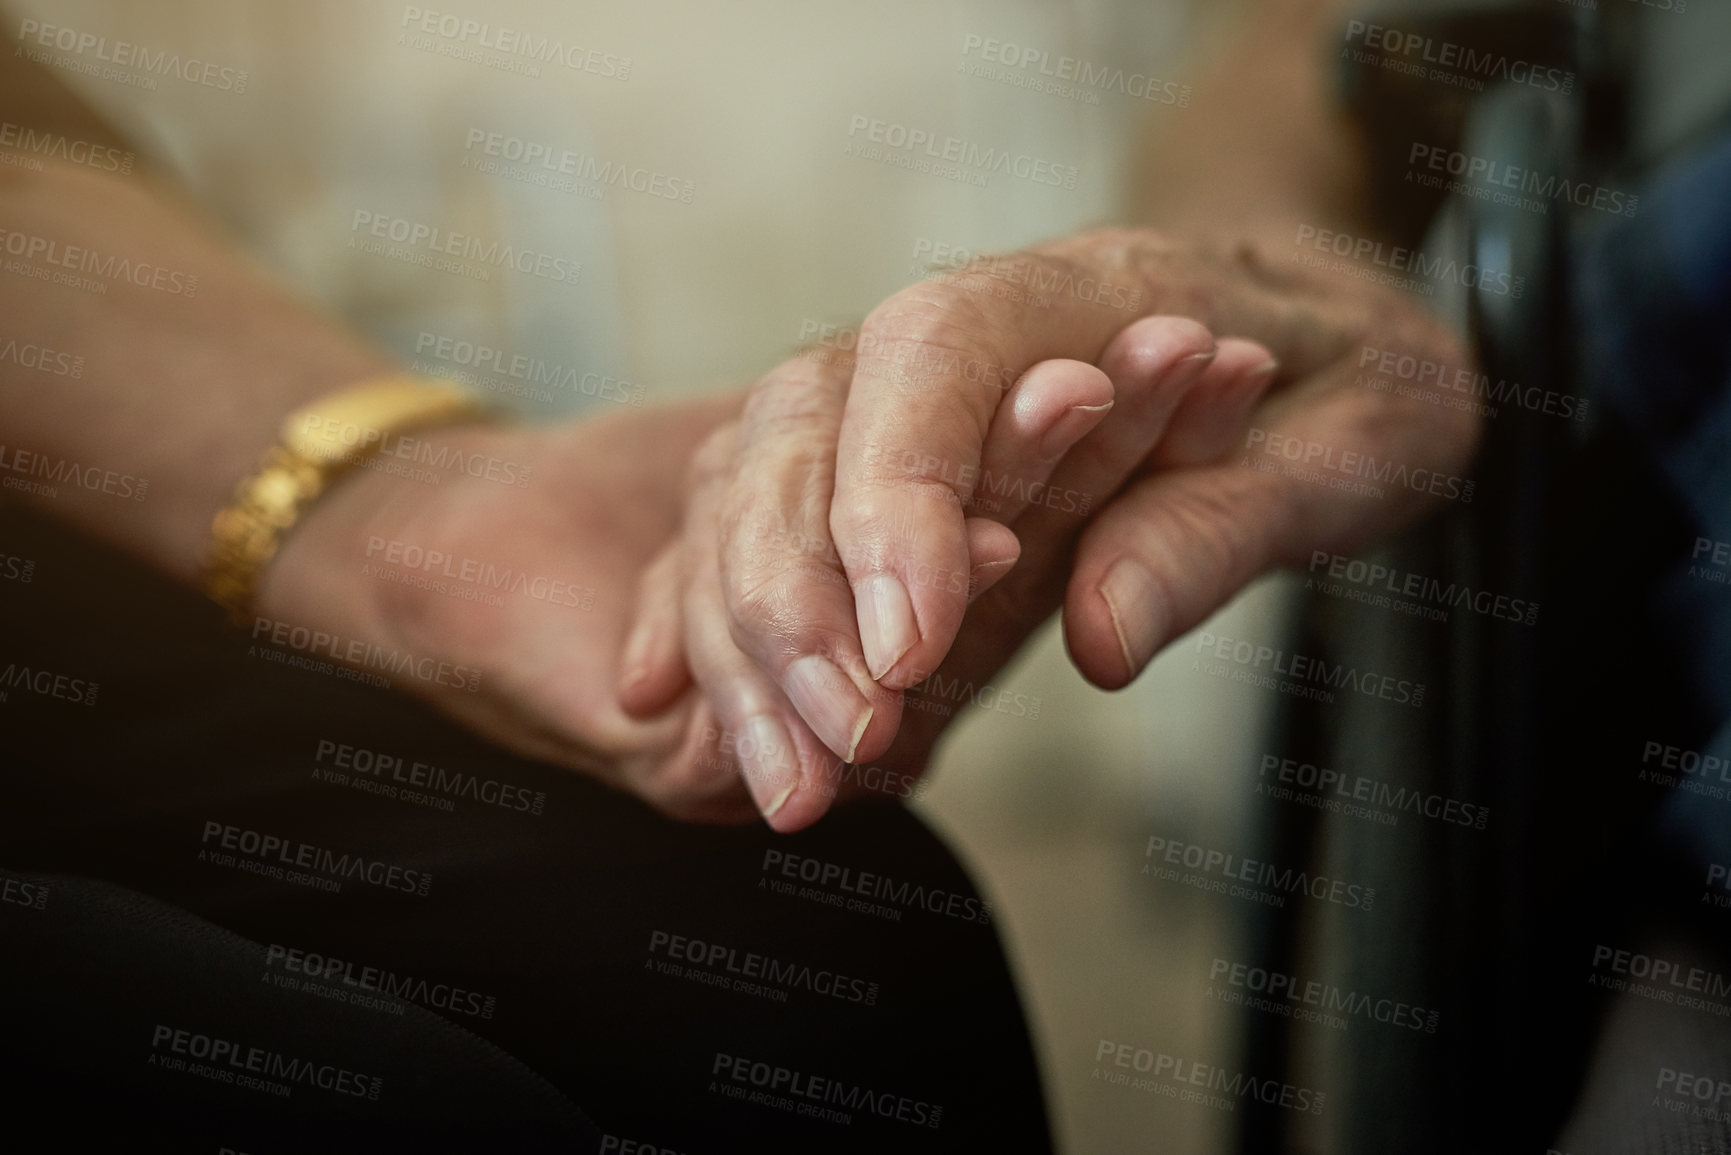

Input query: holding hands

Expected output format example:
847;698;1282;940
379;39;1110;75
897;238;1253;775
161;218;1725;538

611;227;1478;829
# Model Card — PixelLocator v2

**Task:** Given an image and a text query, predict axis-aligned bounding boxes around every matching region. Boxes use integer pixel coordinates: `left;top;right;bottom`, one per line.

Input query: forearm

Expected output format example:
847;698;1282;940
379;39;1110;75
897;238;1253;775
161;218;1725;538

1134;0;1375;249
0;155;393;586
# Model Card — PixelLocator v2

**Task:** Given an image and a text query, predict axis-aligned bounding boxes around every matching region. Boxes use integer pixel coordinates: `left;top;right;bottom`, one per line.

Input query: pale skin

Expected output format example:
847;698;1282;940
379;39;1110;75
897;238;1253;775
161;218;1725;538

0;0;1477;829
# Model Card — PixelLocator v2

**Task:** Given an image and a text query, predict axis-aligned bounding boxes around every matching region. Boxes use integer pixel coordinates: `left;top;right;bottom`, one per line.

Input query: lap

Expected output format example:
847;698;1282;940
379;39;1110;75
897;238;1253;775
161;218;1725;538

0;505;1052;1153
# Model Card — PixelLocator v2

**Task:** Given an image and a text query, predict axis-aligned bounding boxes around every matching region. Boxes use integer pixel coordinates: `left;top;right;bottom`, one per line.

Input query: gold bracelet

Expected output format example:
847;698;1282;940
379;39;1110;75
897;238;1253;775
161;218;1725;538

205;375;491;623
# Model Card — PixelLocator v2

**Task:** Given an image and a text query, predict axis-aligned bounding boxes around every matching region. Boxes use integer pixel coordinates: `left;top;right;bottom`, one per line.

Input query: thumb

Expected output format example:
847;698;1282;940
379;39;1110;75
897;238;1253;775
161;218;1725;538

1062;461;1305;690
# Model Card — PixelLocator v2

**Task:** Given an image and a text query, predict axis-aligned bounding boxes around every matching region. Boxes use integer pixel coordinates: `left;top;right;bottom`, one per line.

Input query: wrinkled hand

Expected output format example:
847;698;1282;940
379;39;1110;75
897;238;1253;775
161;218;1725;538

621;226;1479;831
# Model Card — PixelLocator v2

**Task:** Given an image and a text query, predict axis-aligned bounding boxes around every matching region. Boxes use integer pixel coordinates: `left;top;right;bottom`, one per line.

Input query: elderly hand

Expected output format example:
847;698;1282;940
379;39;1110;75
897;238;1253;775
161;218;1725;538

619;227;1479;830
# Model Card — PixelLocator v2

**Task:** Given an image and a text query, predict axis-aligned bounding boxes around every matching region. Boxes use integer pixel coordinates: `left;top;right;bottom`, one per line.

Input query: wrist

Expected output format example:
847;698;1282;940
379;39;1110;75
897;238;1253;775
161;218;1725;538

207;376;496;624
251;434;433;648
254;420;522;658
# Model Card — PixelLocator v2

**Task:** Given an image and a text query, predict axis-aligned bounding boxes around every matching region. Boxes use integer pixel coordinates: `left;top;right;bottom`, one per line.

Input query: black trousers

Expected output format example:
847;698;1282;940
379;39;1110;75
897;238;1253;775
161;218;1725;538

0;504;1054;1154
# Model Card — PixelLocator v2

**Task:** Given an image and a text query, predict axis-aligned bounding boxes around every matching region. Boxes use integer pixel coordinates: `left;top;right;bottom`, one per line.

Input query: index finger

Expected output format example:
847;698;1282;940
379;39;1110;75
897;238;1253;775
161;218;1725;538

830;229;1333;689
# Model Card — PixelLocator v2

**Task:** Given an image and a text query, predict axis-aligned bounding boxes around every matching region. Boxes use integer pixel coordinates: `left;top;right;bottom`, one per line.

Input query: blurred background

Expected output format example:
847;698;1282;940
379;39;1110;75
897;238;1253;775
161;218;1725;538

6;2;1299;1149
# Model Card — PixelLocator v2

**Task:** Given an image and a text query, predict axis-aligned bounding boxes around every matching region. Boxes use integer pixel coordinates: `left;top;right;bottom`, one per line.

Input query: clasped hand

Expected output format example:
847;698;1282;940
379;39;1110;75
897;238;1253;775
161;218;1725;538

265;227;1476;831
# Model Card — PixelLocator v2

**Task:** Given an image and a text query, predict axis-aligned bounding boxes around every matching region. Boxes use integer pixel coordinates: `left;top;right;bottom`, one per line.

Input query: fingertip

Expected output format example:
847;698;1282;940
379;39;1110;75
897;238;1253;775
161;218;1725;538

759;724;851;834
617;623;691;718
737;713;800;820
963;517;1020;603
1004;360;1115;462
965;517;1020;570
855;572;920;682
1099;315;1217;390
1210;338;1281;400
1152;338;1282;470
1064;555;1165;691
782;653;878;763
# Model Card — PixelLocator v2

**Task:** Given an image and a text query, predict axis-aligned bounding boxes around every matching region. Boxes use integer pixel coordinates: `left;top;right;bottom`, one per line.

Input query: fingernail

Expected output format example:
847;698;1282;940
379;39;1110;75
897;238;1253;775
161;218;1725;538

617;615;657;692
785;655;875;762
739;714;798;820
1039;400;1114;460
1099;557;1163;680
1171;348;1218;384
854;573;919;681
968;557;1018;604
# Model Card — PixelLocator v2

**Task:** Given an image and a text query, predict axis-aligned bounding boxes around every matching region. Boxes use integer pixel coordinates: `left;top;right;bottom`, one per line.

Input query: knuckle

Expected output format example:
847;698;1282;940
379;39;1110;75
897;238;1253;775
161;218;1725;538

832;484;957;560
860;282;1004;375
687;424;738;491
722;554;851;656
721;482;841;577
742;359;844;440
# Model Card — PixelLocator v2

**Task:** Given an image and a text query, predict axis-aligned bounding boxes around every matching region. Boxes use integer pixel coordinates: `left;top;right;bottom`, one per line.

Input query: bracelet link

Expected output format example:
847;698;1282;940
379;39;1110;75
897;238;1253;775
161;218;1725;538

204;377;490;623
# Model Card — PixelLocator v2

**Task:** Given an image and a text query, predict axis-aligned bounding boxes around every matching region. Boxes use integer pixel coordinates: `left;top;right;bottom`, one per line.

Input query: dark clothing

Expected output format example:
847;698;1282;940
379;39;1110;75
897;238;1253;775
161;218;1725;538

0;505;1053;1154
